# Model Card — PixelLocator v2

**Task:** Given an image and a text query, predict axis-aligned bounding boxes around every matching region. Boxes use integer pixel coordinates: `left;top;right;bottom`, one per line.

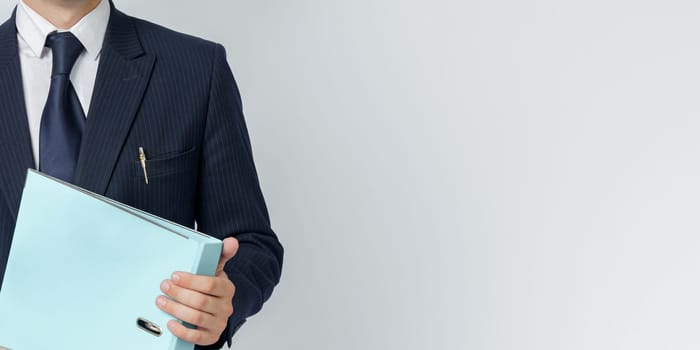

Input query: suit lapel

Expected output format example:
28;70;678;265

74;7;155;194
0;10;36;219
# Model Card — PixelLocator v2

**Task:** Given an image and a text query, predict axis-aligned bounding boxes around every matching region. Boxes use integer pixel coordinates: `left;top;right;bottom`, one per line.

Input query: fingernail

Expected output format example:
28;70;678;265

167;320;178;329
171;273;181;283
157;296;167;307
161;280;170;292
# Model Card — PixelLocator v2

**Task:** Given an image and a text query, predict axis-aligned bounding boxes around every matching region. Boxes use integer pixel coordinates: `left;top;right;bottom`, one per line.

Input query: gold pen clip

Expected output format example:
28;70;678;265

139;147;149;184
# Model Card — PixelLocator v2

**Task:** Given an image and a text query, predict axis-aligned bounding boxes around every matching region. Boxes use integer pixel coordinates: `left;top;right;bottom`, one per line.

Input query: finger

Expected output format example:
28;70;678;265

161;279;233;316
167;320;219;346
156;296;224;331
216;237;239;273
170;271;235;297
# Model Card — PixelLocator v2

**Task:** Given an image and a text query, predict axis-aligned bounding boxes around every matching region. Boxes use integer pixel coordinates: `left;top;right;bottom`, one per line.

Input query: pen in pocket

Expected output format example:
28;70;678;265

139;147;149;184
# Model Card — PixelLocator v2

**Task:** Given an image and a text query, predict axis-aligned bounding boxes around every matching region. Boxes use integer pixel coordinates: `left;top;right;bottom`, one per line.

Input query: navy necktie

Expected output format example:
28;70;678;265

39;32;86;183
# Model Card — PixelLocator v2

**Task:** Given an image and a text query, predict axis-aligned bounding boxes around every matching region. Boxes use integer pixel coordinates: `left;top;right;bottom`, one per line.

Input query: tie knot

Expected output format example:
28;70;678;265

45;32;84;77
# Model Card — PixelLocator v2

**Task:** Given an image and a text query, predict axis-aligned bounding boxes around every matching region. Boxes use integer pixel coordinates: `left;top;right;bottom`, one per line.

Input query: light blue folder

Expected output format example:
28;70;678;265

0;170;222;350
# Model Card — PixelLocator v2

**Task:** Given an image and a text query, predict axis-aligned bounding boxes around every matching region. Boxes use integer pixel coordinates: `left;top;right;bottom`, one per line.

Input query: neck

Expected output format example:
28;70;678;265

22;0;102;29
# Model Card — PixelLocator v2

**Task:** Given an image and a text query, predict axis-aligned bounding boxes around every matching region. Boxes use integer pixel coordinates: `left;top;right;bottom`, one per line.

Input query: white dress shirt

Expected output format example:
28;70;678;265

15;0;110;167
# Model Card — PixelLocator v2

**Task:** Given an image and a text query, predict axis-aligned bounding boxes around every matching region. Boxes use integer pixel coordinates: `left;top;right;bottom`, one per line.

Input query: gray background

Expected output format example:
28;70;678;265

4;0;700;349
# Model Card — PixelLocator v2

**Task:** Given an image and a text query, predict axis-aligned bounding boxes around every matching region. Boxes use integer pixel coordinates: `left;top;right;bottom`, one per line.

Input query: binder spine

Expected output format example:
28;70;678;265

193;241;224;277
173;241;223;350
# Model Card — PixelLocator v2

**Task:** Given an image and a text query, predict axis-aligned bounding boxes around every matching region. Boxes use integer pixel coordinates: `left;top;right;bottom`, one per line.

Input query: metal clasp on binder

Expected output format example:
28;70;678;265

136;317;162;337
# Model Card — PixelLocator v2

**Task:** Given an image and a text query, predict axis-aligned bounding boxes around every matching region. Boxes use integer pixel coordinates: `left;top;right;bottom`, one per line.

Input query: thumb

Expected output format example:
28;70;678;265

216;237;239;273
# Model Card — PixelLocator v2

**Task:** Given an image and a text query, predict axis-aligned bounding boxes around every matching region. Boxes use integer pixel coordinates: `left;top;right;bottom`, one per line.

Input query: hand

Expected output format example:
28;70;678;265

156;237;239;346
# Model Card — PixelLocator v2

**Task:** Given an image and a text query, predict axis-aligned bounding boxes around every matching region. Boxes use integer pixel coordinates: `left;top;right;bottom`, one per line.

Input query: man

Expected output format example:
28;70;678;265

0;0;283;348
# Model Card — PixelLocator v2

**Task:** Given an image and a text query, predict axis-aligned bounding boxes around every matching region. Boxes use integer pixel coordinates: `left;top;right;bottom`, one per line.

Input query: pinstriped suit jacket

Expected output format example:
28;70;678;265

0;3;283;349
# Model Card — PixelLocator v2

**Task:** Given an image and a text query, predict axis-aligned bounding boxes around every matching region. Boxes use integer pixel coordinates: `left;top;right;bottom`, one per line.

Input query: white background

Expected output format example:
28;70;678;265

4;0;700;349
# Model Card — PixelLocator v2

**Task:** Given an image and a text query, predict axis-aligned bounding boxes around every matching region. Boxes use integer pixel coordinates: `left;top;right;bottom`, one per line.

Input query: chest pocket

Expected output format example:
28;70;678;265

114;146;199;225
132;146;198;179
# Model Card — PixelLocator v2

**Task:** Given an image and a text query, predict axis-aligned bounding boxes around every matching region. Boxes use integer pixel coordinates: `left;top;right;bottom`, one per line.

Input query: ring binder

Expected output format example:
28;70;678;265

0;170;222;349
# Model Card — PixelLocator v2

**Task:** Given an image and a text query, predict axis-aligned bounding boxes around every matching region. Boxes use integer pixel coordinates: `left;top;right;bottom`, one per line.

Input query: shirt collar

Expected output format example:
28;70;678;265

15;0;110;61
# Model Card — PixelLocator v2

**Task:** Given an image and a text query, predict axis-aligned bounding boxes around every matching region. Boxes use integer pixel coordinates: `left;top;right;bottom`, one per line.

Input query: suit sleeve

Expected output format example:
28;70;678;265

194;43;284;349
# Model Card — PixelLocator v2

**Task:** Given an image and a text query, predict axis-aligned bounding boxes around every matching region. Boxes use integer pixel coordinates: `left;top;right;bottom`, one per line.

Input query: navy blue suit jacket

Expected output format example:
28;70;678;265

0;3;283;349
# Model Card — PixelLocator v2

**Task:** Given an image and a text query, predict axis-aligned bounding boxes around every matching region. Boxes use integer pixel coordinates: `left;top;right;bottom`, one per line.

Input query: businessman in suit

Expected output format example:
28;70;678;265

0;0;283;348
